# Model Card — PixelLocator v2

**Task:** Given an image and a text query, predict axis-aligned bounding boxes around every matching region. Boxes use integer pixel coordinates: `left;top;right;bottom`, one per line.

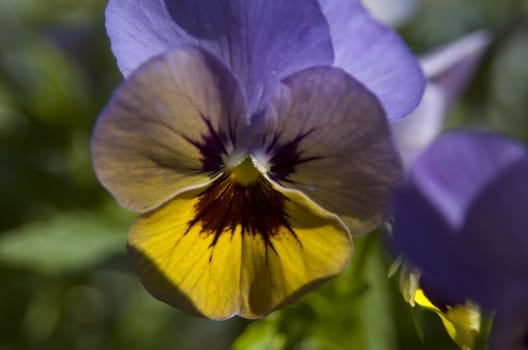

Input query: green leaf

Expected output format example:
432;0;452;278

232;316;286;350
1;38;91;125
0;208;129;275
359;243;398;350
487;25;528;142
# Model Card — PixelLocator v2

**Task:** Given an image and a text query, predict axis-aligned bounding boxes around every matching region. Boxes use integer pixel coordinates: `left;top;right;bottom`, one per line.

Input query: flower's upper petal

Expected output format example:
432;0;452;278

106;0;334;113
127;177;351;319
91;46;247;212
411;131;526;229
392;30;491;169
319;0;425;122
258;66;402;235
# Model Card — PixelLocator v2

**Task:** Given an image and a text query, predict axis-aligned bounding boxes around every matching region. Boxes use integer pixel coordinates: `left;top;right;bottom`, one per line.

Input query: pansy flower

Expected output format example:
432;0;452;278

391;130;528;349
92;0;425;319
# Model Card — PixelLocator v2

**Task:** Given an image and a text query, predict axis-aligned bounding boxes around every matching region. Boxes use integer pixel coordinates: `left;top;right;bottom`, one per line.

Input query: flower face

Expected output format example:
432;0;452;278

92;47;403;319
94;0;425;319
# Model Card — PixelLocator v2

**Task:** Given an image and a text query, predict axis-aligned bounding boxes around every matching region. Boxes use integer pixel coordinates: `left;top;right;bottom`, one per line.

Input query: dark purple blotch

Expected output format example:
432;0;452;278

185;174;300;261
267;129;321;183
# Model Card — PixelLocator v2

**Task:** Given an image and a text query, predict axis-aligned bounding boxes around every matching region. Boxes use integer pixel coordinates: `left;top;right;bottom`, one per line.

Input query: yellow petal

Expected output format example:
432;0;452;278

415;289;481;350
128;176;351;319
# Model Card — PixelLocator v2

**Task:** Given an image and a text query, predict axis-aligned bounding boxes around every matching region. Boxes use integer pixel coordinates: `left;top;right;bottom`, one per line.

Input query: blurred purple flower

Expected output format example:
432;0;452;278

391;130;528;349
105;0;425;121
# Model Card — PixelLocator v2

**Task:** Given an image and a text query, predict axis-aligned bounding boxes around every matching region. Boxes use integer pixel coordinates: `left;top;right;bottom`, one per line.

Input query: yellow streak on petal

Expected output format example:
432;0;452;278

127;181;352;319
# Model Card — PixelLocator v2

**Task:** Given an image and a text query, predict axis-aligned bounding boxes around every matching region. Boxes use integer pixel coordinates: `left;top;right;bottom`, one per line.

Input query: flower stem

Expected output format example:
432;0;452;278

473;313;493;350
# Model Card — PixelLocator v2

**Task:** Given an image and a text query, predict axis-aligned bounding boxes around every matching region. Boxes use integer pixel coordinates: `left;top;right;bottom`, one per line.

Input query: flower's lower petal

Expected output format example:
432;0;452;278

106;0;333;113
240;185;352;317
260;66;402;235
319;0;425;121
127;179;351;319
92;46;247;212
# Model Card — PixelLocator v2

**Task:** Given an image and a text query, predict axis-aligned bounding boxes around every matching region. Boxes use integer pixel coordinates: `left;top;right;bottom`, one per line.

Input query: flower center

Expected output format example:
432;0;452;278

228;157;261;185
185;155;297;254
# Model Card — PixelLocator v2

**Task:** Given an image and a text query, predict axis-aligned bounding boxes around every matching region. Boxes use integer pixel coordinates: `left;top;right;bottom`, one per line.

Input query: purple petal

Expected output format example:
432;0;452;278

319;0;425;121
106;0;333;113
391;182;464;301
408;156;528;312
412;131;526;229
490;296;528;350
457;155;528;309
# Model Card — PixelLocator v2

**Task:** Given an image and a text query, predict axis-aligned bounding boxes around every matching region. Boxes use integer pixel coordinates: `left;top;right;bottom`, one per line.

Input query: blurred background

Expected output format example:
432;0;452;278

0;0;526;349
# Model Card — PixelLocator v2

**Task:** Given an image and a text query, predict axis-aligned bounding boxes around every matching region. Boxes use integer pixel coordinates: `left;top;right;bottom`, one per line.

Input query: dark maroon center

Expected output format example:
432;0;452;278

184;174;299;257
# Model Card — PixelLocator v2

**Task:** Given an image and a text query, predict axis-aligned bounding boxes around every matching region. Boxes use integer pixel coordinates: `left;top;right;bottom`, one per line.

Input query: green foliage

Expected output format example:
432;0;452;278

486;22;528;142
0;206;129;275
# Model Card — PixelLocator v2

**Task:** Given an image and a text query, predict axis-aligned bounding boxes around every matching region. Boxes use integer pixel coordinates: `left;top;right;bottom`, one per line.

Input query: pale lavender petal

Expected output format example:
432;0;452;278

392;31;491;168
106;0;333;113
319;0;425;121
391;84;448;169
421;30;491;104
